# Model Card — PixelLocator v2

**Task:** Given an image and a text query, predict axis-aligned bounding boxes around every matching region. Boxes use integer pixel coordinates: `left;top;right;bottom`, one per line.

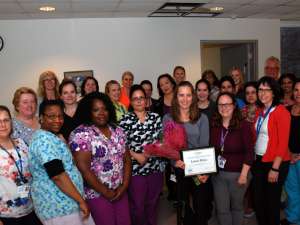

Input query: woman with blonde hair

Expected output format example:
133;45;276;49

229;67;245;99
37;71;60;103
119;71;134;109
12;87;39;146
105;80;127;122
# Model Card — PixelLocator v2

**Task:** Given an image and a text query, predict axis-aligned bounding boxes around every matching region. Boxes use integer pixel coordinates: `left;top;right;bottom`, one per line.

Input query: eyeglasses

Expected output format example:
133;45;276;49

43;113;64;120
258;88;272;93
132;96;145;102
218;103;233;108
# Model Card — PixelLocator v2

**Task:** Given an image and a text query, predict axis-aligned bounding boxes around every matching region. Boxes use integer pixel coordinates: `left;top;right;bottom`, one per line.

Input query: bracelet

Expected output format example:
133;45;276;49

271;167;279;172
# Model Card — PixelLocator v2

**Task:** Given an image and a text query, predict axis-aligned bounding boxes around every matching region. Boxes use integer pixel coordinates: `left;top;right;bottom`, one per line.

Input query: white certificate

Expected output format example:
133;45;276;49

181;147;217;176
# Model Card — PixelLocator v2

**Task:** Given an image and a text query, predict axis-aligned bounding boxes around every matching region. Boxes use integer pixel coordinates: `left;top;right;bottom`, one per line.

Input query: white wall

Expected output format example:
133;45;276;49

0;18;280;110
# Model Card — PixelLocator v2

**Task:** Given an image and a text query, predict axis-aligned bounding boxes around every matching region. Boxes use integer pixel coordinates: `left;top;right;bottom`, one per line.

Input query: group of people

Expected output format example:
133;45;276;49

0;55;299;225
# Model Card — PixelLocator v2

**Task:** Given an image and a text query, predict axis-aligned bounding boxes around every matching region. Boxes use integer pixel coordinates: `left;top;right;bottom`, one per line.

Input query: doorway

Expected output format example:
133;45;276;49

200;40;258;82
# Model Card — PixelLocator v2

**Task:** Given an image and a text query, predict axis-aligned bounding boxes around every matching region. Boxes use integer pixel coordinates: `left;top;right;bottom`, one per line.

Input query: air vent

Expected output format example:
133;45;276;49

149;2;222;17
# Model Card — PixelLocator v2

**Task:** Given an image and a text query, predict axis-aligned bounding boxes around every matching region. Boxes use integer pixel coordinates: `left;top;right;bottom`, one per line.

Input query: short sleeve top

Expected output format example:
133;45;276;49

11;118;36;146
28;130;84;220
69;125;127;199
119;111;163;176
0;138;33;218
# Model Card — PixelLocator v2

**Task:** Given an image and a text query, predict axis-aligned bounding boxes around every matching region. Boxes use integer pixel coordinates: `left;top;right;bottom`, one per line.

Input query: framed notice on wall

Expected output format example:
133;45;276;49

64;70;94;94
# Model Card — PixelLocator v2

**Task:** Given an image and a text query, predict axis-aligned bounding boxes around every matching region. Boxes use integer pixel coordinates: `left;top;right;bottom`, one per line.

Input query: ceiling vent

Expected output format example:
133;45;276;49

149;2;222;17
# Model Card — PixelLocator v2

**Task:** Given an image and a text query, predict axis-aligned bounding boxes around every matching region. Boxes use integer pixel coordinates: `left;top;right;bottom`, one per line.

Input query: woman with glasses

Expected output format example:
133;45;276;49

253;76;290;225
119;85;164;225
37;71;60;103
11;87;40;146
210;92;254;225
0;105;42;225
119;71;134;109
29;100;93;225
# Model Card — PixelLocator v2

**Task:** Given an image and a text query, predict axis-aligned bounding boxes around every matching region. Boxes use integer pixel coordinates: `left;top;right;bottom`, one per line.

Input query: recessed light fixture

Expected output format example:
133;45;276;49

210;6;224;12
39;6;56;12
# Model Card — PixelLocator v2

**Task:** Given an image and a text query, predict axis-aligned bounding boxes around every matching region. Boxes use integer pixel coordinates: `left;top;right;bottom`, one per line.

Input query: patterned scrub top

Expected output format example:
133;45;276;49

114;102;127;122
0;138;33;218
119;111;163;176
11;118;37;146
28;129;84;220
69;125;127;200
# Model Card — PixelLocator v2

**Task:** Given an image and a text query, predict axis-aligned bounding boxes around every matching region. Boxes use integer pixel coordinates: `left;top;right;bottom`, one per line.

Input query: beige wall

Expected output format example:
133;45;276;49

201;46;221;78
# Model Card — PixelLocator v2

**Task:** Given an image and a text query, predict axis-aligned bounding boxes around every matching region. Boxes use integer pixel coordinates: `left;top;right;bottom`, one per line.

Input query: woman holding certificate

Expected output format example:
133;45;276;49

210;92;254;225
163;81;212;225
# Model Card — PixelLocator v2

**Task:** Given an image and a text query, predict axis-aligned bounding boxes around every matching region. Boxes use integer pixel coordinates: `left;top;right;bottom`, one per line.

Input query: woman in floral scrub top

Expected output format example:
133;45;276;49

69;92;131;225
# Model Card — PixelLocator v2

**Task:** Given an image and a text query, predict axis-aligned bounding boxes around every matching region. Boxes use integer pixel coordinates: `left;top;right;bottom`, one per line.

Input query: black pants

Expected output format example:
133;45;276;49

0;211;42;225
165;160;177;200
252;157;289;225
175;168;213;225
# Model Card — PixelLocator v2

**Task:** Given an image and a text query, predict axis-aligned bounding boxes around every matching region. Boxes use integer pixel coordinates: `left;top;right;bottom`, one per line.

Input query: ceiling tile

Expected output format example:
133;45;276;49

0;2;23;13
71;2;118;12
18;2;71;13
247;12;281;18
166;0;209;3
264;5;299;14
113;11;149;17
72;0;118;2
29;12;72;18
17;0;70;2
0;13;30;19
210;0;255;4
117;1;163;11
69;11;114;17
202;3;241;12
233;4;275;13
286;0;300;6
251;0;294;5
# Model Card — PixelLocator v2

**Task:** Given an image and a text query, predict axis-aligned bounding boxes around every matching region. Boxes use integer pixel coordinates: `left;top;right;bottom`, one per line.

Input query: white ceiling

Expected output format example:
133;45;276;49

0;0;300;20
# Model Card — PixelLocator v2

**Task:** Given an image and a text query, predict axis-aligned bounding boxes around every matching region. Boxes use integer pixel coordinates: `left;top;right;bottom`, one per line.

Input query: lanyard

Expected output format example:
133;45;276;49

220;128;229;154
256;107;272;136
0;141;27;183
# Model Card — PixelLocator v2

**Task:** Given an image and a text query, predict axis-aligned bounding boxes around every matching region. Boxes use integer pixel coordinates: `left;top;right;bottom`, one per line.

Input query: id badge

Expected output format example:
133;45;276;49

217;155;226;169
170;174;177;183
17;184;30;198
